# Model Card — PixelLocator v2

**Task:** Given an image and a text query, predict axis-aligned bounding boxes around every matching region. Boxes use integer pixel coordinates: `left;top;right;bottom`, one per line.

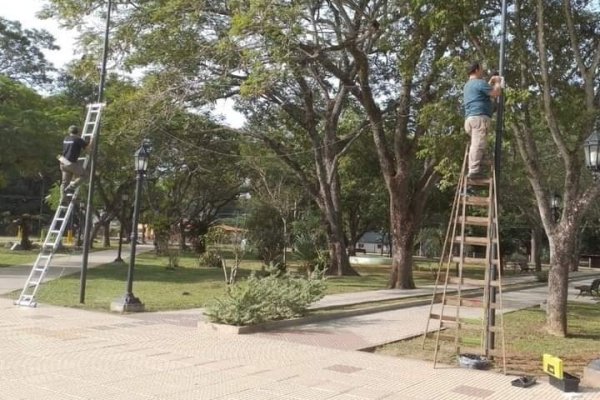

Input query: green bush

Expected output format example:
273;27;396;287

204;269;326;326
199;250;223;268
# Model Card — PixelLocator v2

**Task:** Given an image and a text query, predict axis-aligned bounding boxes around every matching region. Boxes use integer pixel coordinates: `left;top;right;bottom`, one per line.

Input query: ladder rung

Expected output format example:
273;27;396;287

451;256;500;265
448;277;500;287
457;216;490;226
454;236;491;246
49;230;61;234
445;296;483;307
466;177;491;186
489;325;503;333
34;267;46;271
464;196;489;206
430;313;457;322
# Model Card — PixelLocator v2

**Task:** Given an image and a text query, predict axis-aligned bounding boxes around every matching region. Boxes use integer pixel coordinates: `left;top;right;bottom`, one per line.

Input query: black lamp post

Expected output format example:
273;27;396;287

584;129;600;179
110;142;149;313
551;193;562;223
114;193;129;263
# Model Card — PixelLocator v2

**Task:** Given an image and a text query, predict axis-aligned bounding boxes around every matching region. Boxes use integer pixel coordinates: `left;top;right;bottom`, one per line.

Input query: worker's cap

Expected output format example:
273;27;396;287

68;125;79;135
467;61;481;75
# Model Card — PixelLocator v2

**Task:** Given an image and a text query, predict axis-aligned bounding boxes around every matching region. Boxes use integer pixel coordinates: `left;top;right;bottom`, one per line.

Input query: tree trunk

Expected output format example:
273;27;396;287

19;217;32;250
102;221;110;247
388;206;416;289
179;221;187;251
546;229;577;336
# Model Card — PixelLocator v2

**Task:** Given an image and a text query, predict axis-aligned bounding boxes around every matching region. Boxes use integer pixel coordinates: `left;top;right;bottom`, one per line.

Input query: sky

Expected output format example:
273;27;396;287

1;0;245;127
1;0;77;68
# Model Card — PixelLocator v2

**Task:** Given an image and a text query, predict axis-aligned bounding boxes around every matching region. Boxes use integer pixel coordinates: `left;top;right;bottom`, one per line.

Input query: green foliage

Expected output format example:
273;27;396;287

0;17;57;86
245;202;284;265
204;268;326;326
166;249;180;269
198;250;223;269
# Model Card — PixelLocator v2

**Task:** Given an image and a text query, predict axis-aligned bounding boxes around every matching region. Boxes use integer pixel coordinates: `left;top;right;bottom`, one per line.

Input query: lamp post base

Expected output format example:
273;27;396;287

110;293;145;313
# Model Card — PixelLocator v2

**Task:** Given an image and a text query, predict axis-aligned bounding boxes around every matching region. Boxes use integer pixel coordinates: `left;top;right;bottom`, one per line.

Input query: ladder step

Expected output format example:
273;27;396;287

457;216;490;226
430;313;457;322
464;196;489;206
454;236;492;246
448;277;500;287
445;296;484;307
451;256;500;265
466;177;491;186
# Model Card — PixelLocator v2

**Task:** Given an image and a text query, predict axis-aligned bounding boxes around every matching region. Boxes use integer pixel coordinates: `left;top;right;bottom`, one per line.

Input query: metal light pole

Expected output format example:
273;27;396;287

38;172;44;236
487;0;508;356
110;142;149;313
114;193;129;263
80;0;112;303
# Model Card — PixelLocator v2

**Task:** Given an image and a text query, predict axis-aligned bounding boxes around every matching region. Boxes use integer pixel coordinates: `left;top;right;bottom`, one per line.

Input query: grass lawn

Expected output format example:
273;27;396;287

0;246;41;268
374;302;600;377
0;242;121;268
3;250;442;311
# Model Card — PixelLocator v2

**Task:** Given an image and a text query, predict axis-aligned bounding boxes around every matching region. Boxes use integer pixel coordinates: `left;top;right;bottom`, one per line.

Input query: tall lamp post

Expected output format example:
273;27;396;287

114;193;129;263
80;0;113;303
110;142;150;313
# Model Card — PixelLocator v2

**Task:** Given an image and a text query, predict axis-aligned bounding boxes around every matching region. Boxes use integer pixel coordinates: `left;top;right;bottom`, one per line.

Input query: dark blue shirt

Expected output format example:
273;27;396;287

62;135;87;162
463;79;493;117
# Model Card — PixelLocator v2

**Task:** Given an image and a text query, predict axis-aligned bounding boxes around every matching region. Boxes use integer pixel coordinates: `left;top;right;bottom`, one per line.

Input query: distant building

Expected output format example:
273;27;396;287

356;231;390;254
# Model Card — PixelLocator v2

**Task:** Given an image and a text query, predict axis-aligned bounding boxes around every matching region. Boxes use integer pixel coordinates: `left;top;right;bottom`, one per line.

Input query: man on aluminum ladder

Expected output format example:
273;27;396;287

58;125;94;205
463;61;503;179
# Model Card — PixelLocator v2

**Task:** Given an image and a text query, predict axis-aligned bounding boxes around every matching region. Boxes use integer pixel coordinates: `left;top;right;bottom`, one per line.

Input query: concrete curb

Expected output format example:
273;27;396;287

199;271;600;335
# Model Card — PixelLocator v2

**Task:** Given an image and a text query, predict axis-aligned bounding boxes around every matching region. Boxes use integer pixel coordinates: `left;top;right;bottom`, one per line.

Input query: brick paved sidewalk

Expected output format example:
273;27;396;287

2;296;599;399
2;250;600;399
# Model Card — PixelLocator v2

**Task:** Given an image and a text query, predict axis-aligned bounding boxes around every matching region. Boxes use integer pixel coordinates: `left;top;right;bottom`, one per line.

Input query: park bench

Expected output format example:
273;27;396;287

574;278;600;297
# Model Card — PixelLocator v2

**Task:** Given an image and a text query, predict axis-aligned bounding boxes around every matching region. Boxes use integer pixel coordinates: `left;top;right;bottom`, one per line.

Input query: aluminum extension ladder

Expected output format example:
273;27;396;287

15;103;104;307
422;146;506;373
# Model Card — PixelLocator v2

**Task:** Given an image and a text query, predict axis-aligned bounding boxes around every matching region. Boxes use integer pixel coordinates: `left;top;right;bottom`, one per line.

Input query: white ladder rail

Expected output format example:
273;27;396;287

15;103;105;307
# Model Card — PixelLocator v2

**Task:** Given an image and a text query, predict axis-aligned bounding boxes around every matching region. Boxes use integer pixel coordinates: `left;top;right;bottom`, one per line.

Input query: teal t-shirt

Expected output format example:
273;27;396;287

463;79;493;117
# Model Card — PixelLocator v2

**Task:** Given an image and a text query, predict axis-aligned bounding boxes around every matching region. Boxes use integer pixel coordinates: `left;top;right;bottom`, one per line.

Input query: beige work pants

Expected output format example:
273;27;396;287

59;157;87;193
464;115;491;174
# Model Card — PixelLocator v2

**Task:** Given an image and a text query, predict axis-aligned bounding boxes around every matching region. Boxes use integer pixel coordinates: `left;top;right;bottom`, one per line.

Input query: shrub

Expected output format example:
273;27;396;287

204;269;326;326
199;250;223;268
166;250;180;270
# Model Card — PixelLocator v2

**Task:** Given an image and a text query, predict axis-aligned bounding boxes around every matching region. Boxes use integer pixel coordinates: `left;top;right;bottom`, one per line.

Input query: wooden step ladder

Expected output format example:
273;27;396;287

422;147;506;373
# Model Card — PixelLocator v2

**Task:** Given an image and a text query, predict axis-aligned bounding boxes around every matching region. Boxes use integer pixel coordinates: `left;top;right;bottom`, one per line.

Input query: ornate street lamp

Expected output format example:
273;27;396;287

551;193;562;223
110;141;150;312
584;129;600;178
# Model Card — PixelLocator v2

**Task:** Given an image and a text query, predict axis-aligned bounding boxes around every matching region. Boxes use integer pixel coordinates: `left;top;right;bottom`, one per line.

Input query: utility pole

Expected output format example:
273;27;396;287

488;0;508;355
79;0;112;303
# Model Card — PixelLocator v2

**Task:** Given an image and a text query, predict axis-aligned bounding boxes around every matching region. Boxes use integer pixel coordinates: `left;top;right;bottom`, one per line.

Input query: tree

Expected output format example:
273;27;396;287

0;17;57;86
508;0;600;336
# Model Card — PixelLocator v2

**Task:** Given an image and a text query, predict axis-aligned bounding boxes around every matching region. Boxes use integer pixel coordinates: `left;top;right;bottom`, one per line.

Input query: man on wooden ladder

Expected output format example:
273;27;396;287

58;125;94;205
463;62;503;179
